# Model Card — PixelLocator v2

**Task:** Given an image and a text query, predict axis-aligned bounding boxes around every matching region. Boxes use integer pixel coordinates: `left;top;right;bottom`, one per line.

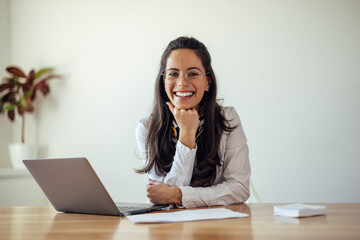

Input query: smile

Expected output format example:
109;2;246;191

174;92;195;97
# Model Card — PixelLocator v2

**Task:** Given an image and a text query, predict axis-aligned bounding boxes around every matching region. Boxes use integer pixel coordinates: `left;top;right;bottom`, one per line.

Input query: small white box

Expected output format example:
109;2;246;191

273;203;326;217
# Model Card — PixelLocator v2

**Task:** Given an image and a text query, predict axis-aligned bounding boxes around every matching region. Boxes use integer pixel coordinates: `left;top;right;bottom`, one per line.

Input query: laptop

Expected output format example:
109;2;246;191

23;157;169;216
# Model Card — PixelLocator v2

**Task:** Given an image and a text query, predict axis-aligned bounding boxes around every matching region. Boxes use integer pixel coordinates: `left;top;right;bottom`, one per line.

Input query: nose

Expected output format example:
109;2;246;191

176;73;188;86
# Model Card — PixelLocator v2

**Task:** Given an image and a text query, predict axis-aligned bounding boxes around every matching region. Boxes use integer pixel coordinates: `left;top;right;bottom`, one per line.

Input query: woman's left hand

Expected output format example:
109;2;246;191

146;179;182;205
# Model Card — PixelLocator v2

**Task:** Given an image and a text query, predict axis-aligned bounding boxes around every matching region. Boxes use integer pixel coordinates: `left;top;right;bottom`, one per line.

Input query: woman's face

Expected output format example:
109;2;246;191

164;49;210;110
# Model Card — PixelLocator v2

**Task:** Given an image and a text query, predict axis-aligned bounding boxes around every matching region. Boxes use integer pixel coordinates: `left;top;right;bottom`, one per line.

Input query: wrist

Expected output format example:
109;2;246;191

179;135;196;149
171;187;182;205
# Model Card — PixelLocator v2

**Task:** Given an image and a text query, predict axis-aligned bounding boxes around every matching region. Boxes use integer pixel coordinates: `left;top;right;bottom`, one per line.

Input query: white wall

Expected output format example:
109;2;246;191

1;0;359;203
0;0;11;168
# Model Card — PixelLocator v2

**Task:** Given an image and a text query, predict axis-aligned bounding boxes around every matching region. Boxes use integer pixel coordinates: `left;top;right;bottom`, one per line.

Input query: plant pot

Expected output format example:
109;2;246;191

9;143;37;169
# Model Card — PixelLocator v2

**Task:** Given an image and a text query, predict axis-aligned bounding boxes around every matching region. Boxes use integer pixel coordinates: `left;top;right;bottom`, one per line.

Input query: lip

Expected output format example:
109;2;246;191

173;91;195;98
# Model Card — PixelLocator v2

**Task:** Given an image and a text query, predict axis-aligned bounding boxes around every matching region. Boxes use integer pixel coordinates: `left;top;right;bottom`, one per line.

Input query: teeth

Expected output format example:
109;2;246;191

175;92;194;97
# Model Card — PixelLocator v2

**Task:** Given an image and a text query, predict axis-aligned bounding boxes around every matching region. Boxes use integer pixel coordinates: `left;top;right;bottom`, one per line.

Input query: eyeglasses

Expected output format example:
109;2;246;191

162;69;208;85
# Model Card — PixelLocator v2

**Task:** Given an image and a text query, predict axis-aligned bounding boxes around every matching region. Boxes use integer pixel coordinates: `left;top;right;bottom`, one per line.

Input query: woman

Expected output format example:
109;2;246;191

136;36;250;208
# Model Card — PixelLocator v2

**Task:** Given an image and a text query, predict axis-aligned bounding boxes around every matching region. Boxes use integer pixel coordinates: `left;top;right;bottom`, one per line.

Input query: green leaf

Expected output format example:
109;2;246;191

4;104;16;111
19;98;27;108
24;90;33;98
35;68;53;79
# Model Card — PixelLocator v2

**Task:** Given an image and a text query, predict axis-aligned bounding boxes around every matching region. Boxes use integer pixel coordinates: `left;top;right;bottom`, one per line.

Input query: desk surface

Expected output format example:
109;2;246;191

0;203;359;240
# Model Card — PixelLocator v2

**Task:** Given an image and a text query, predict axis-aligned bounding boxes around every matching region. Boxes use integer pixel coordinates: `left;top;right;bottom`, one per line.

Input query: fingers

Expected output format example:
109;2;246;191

166;101;199;116
146;185;155;203
147;180;161;202
146;184;182;205
173;108;199;128
148;179;161;185
146;183;166;204
167;105;198;120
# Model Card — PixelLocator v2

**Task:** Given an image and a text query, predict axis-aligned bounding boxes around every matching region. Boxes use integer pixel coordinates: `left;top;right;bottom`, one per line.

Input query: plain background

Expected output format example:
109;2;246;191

0;0;359;203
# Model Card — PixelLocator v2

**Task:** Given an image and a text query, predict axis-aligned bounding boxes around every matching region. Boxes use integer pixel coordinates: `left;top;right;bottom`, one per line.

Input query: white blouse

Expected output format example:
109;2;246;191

135;106;251;208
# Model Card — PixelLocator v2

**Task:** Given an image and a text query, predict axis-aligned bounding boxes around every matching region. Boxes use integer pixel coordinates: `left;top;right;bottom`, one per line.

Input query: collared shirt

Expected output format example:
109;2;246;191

135;106;251;208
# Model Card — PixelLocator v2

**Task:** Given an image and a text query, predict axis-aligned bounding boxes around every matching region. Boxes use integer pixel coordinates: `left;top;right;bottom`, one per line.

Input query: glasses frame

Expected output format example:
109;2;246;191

162;69;209;85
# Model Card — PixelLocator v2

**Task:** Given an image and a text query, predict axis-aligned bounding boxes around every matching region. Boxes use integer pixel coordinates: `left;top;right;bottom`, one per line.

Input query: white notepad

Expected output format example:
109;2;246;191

127;208;249;223
273;203;326;217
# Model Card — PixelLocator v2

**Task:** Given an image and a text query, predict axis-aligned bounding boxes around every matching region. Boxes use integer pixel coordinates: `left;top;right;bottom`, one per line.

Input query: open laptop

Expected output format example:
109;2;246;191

23;157;169;216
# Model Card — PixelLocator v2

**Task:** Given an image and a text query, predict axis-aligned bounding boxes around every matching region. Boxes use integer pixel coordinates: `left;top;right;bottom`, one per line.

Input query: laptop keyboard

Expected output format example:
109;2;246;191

115;202;153;213
117;206;145;212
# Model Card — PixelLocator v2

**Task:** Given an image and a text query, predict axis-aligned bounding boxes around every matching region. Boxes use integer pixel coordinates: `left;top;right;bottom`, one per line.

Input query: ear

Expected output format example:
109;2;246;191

205;76;211;91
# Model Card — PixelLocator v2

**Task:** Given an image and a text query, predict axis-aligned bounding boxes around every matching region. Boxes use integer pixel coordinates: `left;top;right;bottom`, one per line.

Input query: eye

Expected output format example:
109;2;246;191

186;71;200;79
167;71;179;78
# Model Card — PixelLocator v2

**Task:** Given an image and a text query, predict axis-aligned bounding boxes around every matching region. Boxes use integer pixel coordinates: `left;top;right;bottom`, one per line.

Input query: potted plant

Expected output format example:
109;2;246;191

0;66;58;169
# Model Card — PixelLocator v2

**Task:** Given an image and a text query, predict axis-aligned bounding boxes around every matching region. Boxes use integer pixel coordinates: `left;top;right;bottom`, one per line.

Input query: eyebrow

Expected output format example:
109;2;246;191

166;67;202;71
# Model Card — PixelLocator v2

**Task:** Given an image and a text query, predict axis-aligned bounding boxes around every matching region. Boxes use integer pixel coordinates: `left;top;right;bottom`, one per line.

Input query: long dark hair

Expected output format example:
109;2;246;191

137;36;236;187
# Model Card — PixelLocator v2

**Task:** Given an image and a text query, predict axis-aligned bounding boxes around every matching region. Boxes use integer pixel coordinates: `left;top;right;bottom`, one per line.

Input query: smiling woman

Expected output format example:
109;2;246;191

134;36;251;208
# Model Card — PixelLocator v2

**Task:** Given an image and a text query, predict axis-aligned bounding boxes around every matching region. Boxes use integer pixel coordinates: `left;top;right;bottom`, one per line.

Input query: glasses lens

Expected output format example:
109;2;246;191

164;69;203;84
164;70;179;84
185;69;202;81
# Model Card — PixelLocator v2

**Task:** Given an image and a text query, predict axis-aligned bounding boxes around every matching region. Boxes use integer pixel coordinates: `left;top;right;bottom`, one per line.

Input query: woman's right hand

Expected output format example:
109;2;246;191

146;179;182;205
166;102;199;149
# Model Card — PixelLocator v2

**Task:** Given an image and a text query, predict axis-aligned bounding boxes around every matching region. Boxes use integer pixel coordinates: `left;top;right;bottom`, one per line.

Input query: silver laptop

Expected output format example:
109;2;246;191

23;157;169;216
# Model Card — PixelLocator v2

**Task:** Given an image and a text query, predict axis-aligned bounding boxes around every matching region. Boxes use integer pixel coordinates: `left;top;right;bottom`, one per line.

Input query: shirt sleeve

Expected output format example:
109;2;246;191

135;119;197;186
178;107;251;208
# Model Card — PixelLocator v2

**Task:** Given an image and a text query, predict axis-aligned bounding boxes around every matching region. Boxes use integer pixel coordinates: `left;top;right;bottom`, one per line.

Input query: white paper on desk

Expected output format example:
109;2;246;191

127;208;249;223
273;203;326;217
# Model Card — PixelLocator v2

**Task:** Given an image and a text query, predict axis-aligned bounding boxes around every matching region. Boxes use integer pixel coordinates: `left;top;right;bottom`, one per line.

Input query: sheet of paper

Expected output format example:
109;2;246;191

127;208;249;223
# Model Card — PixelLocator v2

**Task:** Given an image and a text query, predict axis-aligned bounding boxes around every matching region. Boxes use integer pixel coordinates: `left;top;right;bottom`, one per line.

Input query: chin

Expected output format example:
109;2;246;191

174;103;197;110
